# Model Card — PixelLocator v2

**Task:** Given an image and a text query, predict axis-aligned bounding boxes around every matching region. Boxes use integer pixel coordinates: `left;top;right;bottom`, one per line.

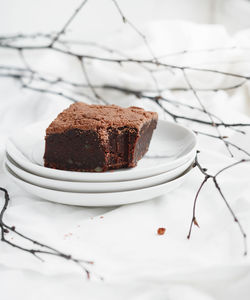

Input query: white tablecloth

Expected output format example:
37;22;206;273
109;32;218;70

1;21;250;300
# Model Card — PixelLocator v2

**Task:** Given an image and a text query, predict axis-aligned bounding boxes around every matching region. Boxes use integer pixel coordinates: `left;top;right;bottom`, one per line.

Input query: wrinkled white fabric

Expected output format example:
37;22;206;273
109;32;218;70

1;21;250;300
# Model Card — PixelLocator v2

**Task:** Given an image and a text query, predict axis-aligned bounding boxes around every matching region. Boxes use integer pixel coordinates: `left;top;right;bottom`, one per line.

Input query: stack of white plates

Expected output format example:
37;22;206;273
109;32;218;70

4;120;197;207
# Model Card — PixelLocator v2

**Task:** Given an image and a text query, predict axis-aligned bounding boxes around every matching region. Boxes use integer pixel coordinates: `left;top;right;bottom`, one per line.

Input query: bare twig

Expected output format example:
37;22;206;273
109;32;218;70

79;57;107;104
0;187;96;278
49;0;89;47
187;175;209;239
2;41;250;82
194;131;250;157
111;0;158;62
1;64;250;130
188;153;249;256
182;69;234;157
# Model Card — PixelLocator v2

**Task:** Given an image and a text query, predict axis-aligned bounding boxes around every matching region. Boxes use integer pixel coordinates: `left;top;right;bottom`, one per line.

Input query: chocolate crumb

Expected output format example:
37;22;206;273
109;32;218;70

157;227;166;235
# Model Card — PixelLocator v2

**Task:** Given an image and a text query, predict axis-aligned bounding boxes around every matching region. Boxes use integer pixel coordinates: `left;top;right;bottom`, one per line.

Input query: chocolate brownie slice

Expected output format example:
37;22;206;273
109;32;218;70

44;102;158;172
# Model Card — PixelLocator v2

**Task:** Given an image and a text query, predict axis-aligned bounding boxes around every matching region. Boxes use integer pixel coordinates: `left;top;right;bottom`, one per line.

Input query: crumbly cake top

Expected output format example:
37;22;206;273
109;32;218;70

46;102;158;135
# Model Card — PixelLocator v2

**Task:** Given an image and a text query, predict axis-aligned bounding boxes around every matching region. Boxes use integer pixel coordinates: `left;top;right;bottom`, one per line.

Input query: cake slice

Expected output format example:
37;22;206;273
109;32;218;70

44;102;158;172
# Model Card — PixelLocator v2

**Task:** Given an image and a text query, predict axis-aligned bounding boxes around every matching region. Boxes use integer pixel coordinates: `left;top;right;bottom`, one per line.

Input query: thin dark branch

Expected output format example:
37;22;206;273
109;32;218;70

1;65;250;130
189;154;248;255
187;175;209;239
0;187;95;278
50;0;89;47
215;159;249;177
213;177;247;256
18;49;35;85
195;131;250;157
157;46;241;59
160;80;247;93
111;0;158;62
79;57;108;104
22;84;78;102
2;40;250;82
182;69;234;157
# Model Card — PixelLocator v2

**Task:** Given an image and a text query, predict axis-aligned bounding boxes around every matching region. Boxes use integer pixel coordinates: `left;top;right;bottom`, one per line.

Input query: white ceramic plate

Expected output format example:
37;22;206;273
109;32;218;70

5;154;195;192
6;119;197;182
4;163;194;206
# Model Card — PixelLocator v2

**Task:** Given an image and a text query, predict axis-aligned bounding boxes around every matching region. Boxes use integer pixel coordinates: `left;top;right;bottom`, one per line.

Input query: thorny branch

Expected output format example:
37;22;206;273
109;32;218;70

0;0;250;273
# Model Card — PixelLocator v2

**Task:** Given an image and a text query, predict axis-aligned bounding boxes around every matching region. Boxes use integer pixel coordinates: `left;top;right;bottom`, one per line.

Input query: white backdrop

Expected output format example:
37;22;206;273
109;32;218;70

1;1;250;300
